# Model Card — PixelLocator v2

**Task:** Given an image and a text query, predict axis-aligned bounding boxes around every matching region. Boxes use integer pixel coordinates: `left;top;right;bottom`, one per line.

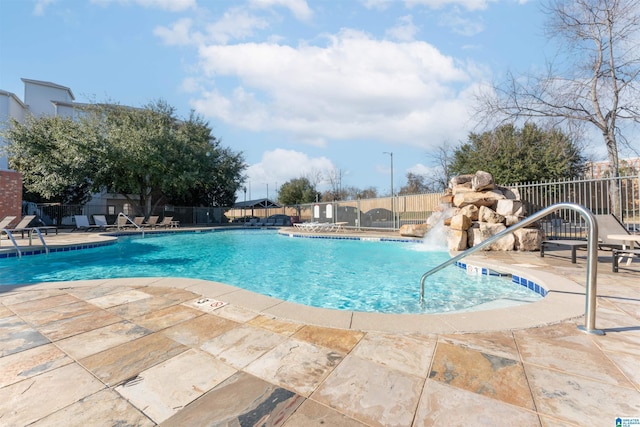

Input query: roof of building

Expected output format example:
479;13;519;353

233;198;281;209
0;90;27;108
21;78;75;101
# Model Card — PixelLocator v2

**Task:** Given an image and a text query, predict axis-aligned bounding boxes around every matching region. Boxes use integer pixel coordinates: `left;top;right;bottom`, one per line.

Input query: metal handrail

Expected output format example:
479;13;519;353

29;228;50;255
419;203;603;335
118;212;145;237
1;228;22;258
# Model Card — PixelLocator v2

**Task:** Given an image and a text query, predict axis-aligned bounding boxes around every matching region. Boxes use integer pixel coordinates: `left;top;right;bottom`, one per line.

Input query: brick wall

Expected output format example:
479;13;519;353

0;170;22;223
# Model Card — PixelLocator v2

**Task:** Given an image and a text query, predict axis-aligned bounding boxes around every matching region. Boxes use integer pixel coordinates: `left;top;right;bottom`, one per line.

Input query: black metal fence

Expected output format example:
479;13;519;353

507;175;640;238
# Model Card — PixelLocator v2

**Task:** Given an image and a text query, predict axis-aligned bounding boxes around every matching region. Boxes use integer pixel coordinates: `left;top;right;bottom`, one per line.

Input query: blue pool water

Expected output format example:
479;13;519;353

0;229;541;314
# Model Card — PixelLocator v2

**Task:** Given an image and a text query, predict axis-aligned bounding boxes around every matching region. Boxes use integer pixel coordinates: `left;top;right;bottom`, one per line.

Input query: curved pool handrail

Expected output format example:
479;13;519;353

419;203;603;335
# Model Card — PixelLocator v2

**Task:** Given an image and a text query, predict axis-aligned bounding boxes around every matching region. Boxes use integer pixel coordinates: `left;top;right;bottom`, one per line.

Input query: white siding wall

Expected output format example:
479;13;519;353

23;81;73;117
0;92;27;171
0;79;74;171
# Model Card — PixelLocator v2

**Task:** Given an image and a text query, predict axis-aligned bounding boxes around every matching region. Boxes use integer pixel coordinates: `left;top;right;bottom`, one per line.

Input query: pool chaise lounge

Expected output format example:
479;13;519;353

293;222;346;232
1;215;58;238
93;215;119;230
143;215;160;228
156;216;175;228
73;215;105;231
0;215;17;231
540;214;631;263
1;215;36;238
540;239;587;263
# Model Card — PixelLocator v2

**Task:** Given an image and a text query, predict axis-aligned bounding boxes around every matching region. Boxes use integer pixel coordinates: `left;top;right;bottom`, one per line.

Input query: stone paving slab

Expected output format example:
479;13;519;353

429;341;535;410
414;380;541;426
115;348;237;423
245;337;344;397
55;320;151;359
0;316;50;357
0;363;105;426
160;371;305;426
30;389;155;427
312;353;424;427
80;333;188;387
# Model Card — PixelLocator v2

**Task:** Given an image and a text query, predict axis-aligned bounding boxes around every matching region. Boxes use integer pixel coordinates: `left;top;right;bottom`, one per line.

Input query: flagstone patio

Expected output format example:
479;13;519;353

0;231;639;426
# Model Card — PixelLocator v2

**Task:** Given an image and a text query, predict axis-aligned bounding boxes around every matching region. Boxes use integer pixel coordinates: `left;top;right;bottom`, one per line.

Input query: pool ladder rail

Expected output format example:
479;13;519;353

1;227;50;259
419;203;603;336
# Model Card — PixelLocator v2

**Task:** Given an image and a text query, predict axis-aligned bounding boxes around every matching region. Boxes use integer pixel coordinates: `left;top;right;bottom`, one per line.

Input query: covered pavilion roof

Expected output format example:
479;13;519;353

233;198;280;209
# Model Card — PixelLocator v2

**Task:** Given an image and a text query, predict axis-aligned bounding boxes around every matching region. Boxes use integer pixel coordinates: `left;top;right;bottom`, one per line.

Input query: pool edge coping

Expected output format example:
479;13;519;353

2;266;586;334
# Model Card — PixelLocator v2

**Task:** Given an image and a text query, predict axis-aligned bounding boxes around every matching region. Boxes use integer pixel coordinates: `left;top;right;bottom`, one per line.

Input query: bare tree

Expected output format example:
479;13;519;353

477;0;640;216
428;141;455;191
326;167;345;201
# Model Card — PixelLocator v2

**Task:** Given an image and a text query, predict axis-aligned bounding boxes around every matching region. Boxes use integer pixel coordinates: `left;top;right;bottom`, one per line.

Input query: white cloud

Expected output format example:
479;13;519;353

34;0;56;16
153;18;195;46
155;8;270;46
249;0;313;21
190;28;479;151
363;0;496;11
439;7;484;36
205;8;270;44
386;15;419;41
244;149;335;191
408;163;438;176
90;0;196;12
403;0;495;11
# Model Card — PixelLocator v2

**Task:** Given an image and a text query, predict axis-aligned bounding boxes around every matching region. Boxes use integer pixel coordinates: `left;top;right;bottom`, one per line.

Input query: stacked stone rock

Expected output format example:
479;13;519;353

441;171;542;251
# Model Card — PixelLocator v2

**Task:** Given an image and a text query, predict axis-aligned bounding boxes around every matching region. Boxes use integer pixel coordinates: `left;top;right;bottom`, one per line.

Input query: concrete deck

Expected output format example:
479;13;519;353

0;229;639;426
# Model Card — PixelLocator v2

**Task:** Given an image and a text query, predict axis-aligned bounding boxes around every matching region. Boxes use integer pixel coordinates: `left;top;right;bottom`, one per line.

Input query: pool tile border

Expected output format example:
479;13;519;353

0;241;116;259
454;261;548;298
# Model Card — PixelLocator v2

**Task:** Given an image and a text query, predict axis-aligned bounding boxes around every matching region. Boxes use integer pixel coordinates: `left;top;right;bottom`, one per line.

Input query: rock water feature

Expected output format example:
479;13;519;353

400;171;543;251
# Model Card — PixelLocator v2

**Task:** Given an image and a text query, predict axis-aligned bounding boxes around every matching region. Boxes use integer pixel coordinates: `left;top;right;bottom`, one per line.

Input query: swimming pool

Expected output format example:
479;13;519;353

0;229;542;314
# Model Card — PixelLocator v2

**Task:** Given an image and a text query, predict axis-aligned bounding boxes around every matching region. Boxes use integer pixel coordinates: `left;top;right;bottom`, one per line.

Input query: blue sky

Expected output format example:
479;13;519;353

1;0;566;200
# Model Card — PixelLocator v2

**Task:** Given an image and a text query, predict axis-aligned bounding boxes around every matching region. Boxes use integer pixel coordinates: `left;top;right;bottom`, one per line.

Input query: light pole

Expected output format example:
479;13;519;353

383;152;394;230
243;186;247;224
266;183;270;218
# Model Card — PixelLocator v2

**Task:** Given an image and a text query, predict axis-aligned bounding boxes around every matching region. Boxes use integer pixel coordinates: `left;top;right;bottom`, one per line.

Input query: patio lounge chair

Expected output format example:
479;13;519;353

129;216;150;230
93;215;118;230
540;213;631;263
594;214;632;250
157;216;174;228
73;215;104;231
540;239;587;263
0;216;17;230
143;216;159;228
293;221;318;231
1;215;36;238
